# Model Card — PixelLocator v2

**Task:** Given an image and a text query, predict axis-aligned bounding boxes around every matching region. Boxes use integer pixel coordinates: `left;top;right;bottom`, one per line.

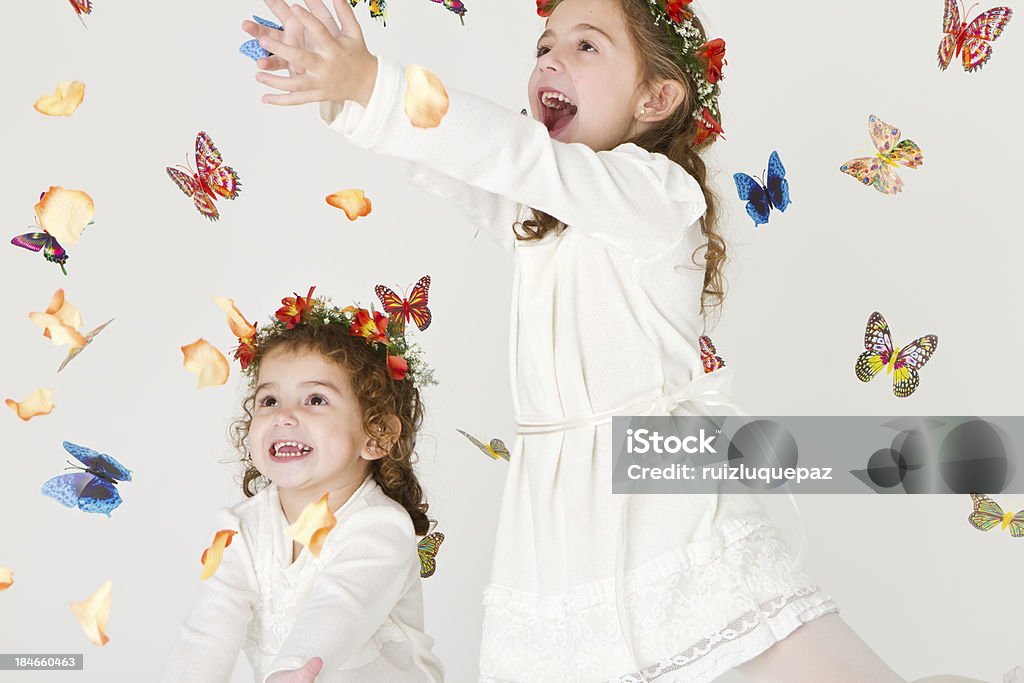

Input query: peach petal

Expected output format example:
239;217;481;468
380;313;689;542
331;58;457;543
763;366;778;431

34;81;86;117
0;566;13;591
181;339;230;388
5;388;55;421
70;580;111;647
28;312;87;347
35;186;94;246
326;190;373;221
285;493;336;558
199;529;238;580
404;65;449;129
213;297;257;340
41;289;83;339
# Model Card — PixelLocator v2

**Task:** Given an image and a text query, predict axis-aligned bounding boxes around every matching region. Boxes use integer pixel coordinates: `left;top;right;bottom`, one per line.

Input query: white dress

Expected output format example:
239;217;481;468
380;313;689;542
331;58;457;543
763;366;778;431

323;56;837;682
161;476;444;683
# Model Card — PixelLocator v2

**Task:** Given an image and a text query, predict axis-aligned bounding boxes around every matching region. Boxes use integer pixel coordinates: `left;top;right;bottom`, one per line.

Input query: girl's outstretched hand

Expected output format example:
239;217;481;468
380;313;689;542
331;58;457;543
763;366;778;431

265;656;324;683
249;0;378;107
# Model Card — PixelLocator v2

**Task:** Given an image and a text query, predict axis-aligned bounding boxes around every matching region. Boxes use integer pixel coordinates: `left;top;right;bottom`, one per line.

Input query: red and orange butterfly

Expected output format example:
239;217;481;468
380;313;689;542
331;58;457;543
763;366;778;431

166;132;242;222
968;493;1024;537
938;0;1013;72
699;335;725;374
375;275;431;333
67;0;92;27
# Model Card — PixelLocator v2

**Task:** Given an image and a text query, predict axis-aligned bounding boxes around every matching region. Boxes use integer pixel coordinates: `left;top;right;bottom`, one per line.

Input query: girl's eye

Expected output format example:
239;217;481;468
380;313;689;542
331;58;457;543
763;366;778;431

535;45;550;57
309;395;328;406
578;40;595;52
258;396;276;407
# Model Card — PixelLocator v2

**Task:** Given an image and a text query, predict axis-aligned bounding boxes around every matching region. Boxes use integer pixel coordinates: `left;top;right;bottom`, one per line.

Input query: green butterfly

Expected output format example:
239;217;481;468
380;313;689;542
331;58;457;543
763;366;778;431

417;531;444;578
969;493;1024;538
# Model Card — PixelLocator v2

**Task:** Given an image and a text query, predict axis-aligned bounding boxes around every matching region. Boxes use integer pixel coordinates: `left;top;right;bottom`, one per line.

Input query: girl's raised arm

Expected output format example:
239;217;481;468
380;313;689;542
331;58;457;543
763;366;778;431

161;509;258;682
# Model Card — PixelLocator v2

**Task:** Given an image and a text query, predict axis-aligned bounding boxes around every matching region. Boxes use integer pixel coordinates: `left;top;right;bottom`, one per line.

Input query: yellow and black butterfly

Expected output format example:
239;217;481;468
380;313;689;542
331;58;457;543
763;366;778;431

417;531;444;578
457;429;510;462
855;311;938;398
968;493;1024;538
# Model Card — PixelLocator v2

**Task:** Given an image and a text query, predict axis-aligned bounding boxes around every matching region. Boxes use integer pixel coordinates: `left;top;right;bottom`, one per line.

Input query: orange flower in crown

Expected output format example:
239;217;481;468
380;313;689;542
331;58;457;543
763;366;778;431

276;286;316;329
348;307;391;346
386;354;409;381
664;0;694;23
536;0;552;17
694;108;724;146
696;38;727;84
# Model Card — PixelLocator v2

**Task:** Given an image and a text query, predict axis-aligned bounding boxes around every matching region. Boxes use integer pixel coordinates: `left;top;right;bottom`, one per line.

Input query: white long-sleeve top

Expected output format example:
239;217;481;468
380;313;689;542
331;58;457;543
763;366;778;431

161;476;443;683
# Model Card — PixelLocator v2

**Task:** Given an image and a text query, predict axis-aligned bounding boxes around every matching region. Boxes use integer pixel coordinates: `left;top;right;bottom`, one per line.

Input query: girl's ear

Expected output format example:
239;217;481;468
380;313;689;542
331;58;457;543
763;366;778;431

363;415;403;460
640;78;688;123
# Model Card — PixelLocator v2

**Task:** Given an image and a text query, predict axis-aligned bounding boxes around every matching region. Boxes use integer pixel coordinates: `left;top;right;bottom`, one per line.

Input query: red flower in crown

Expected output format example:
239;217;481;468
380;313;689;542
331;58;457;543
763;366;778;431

693;108;724;147
276;286;316;329
664;0;694;23
536;0;552;17
386;353;409;381
234;338;257;371
696;38;727;84
349;308;391;346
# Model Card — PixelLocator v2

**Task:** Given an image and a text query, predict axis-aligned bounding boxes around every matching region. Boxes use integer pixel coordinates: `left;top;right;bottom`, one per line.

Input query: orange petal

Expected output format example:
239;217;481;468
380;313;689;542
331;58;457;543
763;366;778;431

199;529;238;580
70;580;111;647
285;493;336;558
35;186;95;246
5;388;55;421
181;339;230;388
28;312;87;347
0;566;13;591
326;190;373;221
404;65;449;129
42;288;83;338
212;297;257;340
34;80;86;117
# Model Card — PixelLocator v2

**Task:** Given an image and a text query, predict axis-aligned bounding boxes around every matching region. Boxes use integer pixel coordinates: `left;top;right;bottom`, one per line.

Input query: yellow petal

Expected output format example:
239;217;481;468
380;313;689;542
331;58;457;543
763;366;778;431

181;339;230;388
34;81;86;117
5;388;55;421
70;580;111;647
0;566;13;591
325;190;373;221
35;186;95;246
199;529;238;580
404;65;449;129
28;312;87;347
42;288;83;337
213;297;257;340
285;493;336;558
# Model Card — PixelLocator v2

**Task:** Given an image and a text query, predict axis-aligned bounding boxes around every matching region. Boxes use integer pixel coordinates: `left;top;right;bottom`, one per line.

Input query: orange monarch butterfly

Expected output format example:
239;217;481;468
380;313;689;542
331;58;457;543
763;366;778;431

375;275;431;333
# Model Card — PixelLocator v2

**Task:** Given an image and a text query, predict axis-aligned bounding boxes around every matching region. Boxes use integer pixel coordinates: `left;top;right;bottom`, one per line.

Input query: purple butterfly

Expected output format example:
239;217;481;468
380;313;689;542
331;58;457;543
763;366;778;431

11;231;68;274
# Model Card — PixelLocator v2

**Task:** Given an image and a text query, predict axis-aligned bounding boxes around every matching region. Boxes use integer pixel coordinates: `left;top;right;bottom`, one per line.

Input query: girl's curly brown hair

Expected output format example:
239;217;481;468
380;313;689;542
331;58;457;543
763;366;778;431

517;0;727;319
229;321;432;536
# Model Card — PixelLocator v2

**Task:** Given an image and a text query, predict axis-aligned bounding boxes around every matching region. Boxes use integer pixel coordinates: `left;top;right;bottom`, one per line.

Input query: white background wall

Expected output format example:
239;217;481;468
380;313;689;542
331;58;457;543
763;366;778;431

1;1;1021;681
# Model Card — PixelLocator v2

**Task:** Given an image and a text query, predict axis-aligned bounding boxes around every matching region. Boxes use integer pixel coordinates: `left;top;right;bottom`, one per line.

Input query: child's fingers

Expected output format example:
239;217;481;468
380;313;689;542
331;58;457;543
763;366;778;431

241;19;282;41
256;55;291;71
303;0;341;38
259;35;322;72
289;5;340;55
263;0;294;27
255;71;314;93
331;0;365;42
261;90;324;106
282;12;306;76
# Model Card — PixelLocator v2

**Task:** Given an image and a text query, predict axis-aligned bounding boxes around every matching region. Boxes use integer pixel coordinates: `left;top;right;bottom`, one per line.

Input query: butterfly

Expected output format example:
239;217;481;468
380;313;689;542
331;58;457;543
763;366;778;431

58;318;113;373
67;0;92;27
375;275;431;333
11;231;68;274
938;0;1013;72
240;15;283;62
11;188;94;275
41;441;132;517
699;335;725;374
968;493;1024;537
350;0;387;26
429;0;467;25
732;150;790;227
840;115;923;195
457;429;510;461
855;311;938;398
417;531;444;578
166;131;242;221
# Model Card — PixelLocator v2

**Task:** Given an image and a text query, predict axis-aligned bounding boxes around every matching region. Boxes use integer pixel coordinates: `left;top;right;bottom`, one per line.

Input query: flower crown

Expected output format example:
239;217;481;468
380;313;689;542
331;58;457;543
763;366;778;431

536;0;726;147
230;286;436;388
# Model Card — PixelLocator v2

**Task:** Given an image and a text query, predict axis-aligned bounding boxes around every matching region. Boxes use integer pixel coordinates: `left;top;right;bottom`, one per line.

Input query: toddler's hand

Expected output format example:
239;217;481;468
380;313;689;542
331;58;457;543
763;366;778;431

265;656;323;683
250;0;378;107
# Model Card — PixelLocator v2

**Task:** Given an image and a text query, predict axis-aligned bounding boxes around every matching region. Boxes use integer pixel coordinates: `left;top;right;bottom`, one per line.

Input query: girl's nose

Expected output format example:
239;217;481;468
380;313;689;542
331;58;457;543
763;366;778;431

273;408;298;427
537;48;565;72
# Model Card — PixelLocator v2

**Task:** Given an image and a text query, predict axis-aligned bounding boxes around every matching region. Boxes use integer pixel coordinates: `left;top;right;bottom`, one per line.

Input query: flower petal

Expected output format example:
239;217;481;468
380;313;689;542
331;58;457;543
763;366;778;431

387;354;409;381
29;312;87;347
5;388;55;421
325;190;373;221
181;339;230;388
43;288;83;333
0;566;13;591
199;529;238;580
35;186;94;246
213;297;257;340
285;493;336;558
70;580;111;647
34;81;86;117
404;65;449;129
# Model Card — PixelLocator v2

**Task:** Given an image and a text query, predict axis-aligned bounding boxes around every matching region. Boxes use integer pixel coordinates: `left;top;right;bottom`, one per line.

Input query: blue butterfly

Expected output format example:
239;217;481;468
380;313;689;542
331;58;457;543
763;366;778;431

41;441;132;517
240;15;283;62
733;150;791;227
